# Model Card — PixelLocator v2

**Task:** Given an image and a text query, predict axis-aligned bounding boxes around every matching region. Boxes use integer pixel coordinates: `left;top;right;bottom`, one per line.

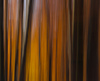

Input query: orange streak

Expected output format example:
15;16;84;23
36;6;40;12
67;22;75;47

83;0;91;81
7;1;11;81
57;1;63;81
11;0;19;81
18;1;22;80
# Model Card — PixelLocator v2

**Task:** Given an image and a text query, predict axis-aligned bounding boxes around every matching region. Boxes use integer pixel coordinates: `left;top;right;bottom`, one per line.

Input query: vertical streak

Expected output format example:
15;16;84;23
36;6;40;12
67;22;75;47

71;1;75;80
3;0;7;80
47;0;50;81
98;4;100;81
22;0;30;60
83;0;91;81
47;0;52;80
7;1;11;81
57;0;63;81
51;0;57;81
25;1;33;80
18;1;22;80
18;19;21;81
66;0;71;80
63;0;67;80
25;24;31;81
71;0;75;59
29;0;40;81
76;0;79;80
11;0;19;81
40;0;48;81
68;11;71;81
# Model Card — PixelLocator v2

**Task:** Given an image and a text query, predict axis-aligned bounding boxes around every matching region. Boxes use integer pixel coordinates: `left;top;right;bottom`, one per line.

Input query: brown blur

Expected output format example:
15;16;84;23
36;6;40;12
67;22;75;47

0;0;99;81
